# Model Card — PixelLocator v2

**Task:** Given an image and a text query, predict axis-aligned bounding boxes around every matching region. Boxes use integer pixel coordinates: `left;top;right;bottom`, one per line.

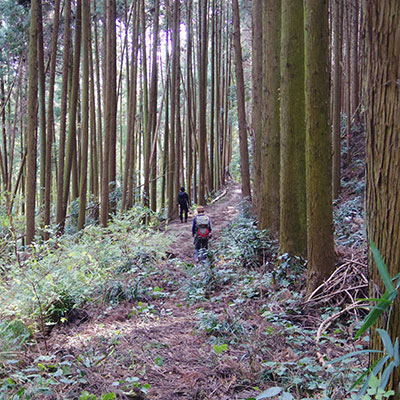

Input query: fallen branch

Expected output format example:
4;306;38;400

316;302;369;342
210;189;228;205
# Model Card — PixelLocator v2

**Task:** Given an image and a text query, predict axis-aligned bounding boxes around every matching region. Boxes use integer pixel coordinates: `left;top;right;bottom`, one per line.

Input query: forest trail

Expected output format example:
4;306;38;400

166;182;242;262
46;182;259;400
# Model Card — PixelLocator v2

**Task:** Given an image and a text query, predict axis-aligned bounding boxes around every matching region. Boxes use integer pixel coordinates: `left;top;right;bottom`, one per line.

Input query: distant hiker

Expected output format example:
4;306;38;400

178;187;190;222
192;206;212;261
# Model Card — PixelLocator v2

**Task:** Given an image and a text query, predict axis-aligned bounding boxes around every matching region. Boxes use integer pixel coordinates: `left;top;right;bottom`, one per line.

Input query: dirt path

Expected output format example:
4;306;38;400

46;182;258;400
166;182;242;261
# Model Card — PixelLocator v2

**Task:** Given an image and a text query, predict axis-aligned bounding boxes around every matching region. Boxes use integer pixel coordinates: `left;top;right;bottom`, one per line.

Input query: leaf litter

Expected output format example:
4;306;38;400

9;128;369;399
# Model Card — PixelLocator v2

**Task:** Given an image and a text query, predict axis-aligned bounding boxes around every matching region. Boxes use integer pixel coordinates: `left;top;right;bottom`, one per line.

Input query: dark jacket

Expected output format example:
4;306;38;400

178;191;190;208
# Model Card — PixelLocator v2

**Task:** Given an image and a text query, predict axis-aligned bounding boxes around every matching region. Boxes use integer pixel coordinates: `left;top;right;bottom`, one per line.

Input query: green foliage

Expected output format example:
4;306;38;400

355;244;397;339
213;343;228;355
0;320;31;361
330;245;400;398
274;253;305;287
196;308;248;345
79;391;116;400
184;260;236;304
0;0;29;75
245;386;294;400
0;340;151;399
334;195;364;248
0;206;170;397
359;375;395;400
213;202;275;269
0;214;170;333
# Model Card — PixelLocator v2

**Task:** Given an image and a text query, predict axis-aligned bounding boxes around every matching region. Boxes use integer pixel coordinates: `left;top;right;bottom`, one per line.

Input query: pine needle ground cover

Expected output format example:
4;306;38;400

0;182;369;399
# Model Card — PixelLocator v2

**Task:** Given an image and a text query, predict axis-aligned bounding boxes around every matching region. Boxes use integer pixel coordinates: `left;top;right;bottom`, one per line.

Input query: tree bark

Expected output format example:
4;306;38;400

304;0;335;294
259;0;281;233
364;0;400;394
44;0;61;240
252;0;262;214
62;0;81;230
186;0;193;201
279;0;306;257
107;0;117;214
101;0;117;226
350;0;360;125
37;0;47;227
26;0;40;245
167;0;180;218
149;0;160;212
232;0;251;201
122;2;139;212
141;0;150;210
198;0;208;205
78;0;90;230
332;0;342;199
56;0;72;233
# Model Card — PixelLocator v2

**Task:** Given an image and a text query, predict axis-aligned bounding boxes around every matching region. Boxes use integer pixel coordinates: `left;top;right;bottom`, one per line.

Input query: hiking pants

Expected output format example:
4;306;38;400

194;236;208;261
179;204;189;222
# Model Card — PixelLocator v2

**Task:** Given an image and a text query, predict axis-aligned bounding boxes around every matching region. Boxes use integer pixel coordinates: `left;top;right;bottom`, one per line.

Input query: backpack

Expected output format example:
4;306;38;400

196;215;210;238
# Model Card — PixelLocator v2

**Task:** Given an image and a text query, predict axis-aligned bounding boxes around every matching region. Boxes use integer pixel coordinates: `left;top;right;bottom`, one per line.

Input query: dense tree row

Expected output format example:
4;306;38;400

1;0;236;242
250;0;399;393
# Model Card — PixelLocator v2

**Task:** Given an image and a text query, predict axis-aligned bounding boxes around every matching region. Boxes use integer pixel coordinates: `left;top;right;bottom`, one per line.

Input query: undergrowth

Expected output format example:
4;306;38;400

186;202;366;399
0;200;369;399
0;207;170;398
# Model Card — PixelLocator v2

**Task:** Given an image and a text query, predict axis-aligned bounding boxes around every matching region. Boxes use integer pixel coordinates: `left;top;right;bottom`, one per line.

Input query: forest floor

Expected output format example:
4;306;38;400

29;129;368;400
45;182;272;400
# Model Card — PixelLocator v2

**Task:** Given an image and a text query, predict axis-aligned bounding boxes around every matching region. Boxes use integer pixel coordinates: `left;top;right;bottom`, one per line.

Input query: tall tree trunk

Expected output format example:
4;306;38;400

94;0;103;190
215;0;222;191
37;0;46;230
56;0;72;233
149;0;160;212
78;0;90;230
0;78;8;190
89;7;99;200
304;0;335;294
175;57;183;201
345;1;352;166
279;0;306;256
332;0;342;199
258;0;281;233
26;0;40;245
107;0;117;214
128;8;140;209
122;2;139;212
232;0;251;200
141;0;150;210
161;2;170;209
44;0;61;240
364;0;400;394
8;72;23;196
186;0;193;201
167;0;179;219
101;0;117;226
62;0;82;229
252;0;262;214
209;0;216;194
351;0;360;125
198;0;208;205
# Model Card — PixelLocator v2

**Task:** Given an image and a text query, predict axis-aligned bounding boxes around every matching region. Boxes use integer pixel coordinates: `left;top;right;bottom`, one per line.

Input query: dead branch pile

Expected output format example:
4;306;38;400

305;255;369;341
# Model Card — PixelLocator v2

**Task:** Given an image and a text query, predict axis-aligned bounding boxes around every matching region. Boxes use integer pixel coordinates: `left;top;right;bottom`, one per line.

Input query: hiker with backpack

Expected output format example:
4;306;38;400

178;187;190;223
192;206;212;261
